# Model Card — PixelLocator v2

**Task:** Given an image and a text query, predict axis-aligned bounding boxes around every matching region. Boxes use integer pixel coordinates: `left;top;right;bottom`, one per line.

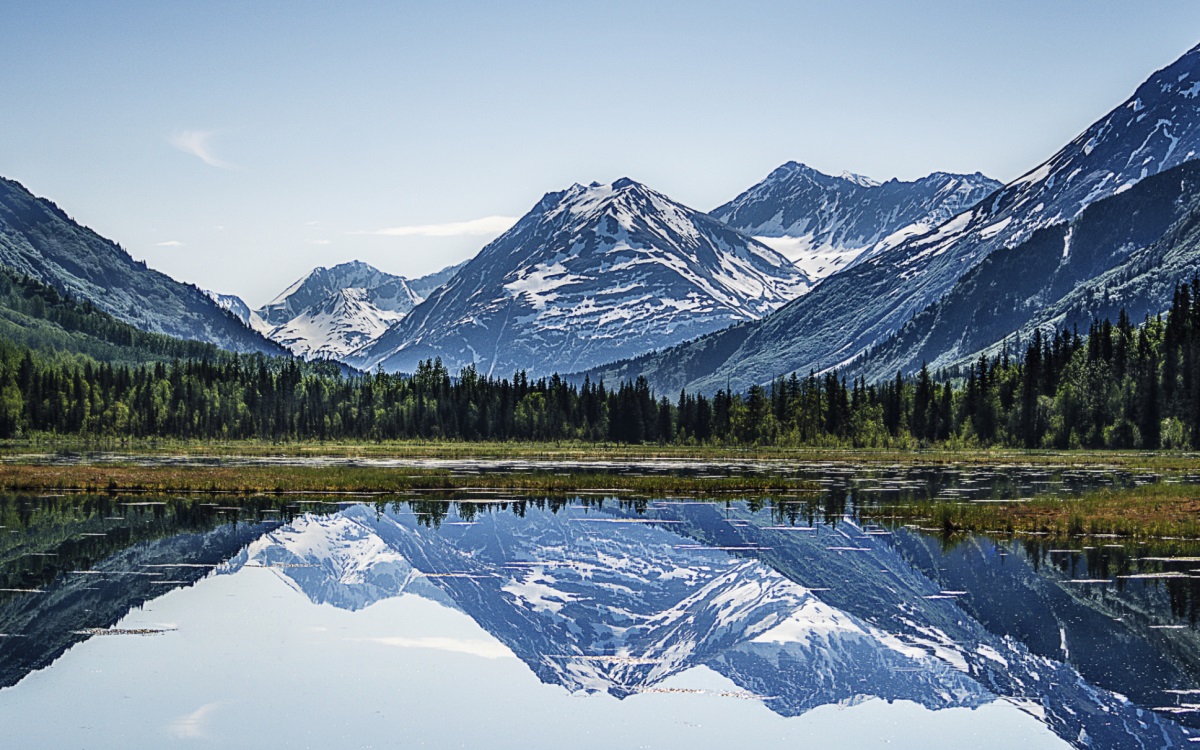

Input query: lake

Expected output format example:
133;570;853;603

0;460;1198;748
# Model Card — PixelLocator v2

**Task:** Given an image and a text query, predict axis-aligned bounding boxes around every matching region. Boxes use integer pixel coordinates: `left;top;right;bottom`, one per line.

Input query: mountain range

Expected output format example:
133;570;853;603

5;44;1200;391
347;178;812;377
589;42;1200;393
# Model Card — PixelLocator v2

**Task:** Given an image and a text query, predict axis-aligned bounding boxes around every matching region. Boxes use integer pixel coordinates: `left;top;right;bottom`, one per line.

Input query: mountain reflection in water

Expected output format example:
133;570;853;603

2;490;1200;748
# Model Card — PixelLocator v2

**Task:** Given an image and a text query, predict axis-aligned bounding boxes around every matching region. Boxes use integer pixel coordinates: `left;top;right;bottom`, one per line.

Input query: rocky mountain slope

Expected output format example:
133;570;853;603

851;158;1200;380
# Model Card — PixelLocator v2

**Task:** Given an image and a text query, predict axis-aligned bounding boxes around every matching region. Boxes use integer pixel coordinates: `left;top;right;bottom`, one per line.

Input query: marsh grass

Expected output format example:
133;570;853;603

5;438;1200;471
0;463;816;496
865;483;1200;540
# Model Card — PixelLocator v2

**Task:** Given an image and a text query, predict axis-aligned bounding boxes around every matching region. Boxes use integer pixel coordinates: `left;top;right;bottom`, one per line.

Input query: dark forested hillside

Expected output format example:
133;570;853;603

0;267;224;364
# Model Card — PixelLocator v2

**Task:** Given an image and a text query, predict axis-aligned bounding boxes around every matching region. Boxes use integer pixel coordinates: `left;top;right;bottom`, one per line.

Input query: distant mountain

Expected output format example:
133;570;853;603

407;260;467;300
257;260;421;328
590;42;1200;393
240;260;463;361
712;164;1000;281
0;177;283;355
204;290;257;328
348;178;811;376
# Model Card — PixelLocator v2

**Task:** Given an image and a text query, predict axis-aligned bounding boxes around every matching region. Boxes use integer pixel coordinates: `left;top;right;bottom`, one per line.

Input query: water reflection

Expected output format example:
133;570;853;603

1;481;1199;747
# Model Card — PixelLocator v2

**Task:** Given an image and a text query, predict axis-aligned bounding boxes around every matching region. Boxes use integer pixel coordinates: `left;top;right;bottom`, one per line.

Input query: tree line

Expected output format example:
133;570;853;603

0;279;1198;448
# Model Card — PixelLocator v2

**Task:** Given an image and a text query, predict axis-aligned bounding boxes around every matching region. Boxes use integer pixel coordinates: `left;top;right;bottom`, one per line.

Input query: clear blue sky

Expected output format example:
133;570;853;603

1;1;1198;305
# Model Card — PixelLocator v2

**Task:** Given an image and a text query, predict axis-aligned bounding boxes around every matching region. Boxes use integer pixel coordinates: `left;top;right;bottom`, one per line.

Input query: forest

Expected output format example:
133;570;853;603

0;272;1197;449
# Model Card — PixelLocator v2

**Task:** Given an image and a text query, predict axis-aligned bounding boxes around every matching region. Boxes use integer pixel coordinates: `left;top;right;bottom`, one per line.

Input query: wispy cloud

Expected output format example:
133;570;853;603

307;239;331;246
169;129;235;169
356;215;517;238
155;240;185;247
355;636;515;659
168;703;218;739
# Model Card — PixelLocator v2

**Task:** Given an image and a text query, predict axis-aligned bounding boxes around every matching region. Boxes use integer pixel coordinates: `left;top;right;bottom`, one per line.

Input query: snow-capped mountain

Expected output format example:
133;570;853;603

257;260;423;329
0;177;284;355
712;164;1000;281
212;260;464;361
347;178;812;376
591;42;1200;393
262;287;410;361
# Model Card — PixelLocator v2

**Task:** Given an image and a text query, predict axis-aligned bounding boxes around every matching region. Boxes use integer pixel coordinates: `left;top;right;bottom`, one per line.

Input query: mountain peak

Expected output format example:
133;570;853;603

838;171;880;188
348;178;811;376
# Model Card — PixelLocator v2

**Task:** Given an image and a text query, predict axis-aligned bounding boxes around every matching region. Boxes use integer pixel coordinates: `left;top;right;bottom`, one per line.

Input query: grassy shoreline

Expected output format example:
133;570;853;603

1;441;1198;539
0;463;819;496
4;438;1200;470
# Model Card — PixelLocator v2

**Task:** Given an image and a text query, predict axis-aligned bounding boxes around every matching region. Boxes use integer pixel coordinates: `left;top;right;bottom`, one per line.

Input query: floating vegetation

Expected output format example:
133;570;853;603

72;627;173;636
635;687;773;700
569;655;663;665
864;483;1200;541
0;462;818;497
569;518;682;524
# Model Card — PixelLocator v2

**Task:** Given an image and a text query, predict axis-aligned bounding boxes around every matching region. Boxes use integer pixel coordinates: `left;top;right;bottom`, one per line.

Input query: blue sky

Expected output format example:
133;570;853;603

2;1;1199;305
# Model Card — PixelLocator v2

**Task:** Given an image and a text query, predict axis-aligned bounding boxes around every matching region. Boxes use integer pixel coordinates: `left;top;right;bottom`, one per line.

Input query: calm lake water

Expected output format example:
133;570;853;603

2;461;1200;748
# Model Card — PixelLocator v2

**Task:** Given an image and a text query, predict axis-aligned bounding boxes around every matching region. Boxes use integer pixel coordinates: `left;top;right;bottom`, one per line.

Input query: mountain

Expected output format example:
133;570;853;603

347;178;812;376
850;158;1200;381
257;260;423;328
712;164;1000;281
242;260;463;361
590;43;1200;393
0;177;283;355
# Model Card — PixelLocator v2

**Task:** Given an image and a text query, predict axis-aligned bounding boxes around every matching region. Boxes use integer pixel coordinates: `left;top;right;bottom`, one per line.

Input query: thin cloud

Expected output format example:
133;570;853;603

355;636;515;659
155;240;185;247
356;215;517;238
168;703;218;739
307;239;331;246
169;129;235;169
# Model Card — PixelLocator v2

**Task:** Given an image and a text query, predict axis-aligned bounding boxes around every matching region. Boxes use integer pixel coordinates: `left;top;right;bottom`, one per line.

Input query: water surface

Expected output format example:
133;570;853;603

1;466;1198;748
